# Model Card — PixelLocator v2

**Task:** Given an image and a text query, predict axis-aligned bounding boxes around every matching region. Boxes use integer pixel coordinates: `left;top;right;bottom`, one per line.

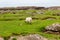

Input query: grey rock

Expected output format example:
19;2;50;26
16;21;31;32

0;37;4;40
9;34;48;40
45;23;60;32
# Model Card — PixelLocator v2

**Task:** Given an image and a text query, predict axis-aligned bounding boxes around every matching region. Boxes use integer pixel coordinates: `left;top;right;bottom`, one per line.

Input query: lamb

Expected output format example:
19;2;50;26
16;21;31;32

25;17;32;24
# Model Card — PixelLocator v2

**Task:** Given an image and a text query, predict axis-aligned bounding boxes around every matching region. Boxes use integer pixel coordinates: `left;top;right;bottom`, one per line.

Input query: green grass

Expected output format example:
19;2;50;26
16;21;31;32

0;20;60;39
0;10;60;40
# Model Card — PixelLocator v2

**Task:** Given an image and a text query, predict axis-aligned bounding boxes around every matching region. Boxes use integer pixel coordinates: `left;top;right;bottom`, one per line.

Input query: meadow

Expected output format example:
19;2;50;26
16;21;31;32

0;10;60;40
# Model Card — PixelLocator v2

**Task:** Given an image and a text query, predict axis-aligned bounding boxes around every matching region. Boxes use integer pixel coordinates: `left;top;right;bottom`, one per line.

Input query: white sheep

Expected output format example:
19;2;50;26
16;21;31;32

25;17;32;24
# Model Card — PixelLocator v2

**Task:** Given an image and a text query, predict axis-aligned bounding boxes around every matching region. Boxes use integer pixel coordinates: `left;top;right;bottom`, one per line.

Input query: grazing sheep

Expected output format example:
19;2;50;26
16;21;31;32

25;17;32;24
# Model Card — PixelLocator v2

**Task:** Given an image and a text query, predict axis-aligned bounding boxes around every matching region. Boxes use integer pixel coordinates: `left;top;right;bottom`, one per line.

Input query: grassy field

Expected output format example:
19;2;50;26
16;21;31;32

0;10;60;40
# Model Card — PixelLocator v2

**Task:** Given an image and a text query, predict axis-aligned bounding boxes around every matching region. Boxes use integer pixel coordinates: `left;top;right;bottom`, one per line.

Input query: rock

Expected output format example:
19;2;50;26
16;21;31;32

9;34;48;40
0;37;4;40
45;23;60;32
41;17;56;20
46;18;55;20
37;11;44;14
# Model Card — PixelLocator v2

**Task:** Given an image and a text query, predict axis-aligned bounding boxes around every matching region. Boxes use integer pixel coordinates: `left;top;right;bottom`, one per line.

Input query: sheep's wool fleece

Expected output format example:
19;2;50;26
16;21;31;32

25;17;32;22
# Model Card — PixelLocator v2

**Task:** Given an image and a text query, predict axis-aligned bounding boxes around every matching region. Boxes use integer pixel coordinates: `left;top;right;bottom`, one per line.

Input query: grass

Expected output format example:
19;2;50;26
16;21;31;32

0;20;60;39
0;10;60;40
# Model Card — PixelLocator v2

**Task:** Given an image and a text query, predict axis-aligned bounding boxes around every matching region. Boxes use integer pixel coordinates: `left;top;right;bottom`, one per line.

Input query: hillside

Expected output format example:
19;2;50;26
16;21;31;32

0;6;60;40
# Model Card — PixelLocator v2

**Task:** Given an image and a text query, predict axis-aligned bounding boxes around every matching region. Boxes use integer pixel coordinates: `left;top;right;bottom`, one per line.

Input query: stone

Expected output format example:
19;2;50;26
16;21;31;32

45;23;60;32
9;34;48;40
0;37;4;40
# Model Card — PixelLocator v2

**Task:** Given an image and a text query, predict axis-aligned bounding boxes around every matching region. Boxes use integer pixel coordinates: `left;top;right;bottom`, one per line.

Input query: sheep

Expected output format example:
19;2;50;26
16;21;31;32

25;17;32;24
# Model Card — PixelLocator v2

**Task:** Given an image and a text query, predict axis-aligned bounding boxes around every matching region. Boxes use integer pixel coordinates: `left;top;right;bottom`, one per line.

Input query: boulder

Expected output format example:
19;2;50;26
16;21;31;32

45;23;60;32
9;34;48;40
0;37;4;40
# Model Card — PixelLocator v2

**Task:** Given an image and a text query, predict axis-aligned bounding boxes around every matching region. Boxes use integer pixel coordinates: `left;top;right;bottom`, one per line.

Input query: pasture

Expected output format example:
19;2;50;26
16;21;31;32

0;10;60;40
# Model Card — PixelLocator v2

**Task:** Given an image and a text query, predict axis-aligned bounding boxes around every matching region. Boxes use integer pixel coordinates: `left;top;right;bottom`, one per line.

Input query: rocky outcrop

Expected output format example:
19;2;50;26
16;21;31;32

0;6;45;10
47;6;60;10
45;23;60;32
41;17;56;20
9;34;48;40
0;37;4;40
